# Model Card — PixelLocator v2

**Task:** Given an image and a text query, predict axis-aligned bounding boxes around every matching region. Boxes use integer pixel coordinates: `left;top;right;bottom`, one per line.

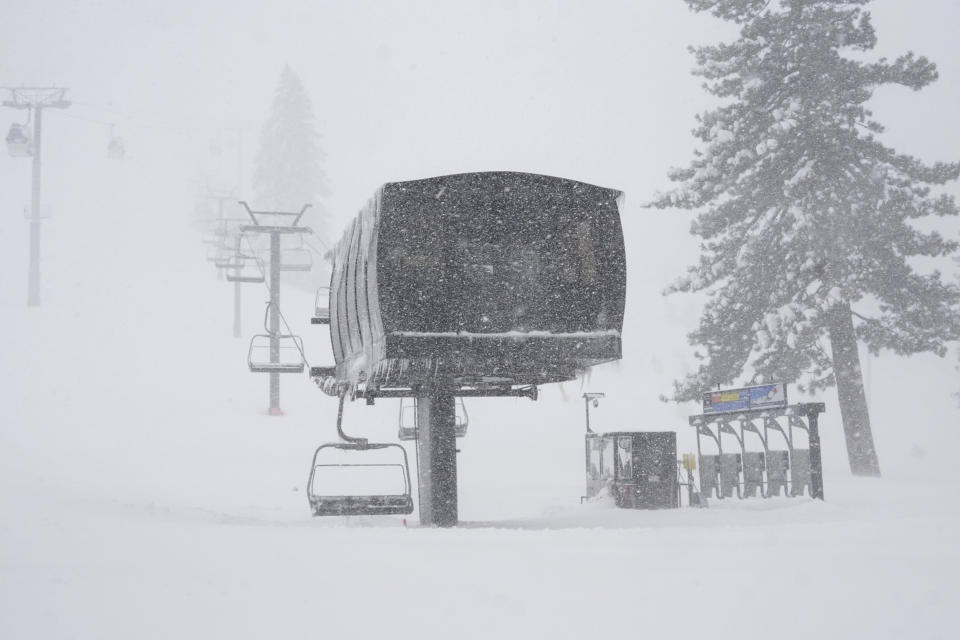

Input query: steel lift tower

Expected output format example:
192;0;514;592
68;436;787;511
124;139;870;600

239;202;312;415
3;87;71;306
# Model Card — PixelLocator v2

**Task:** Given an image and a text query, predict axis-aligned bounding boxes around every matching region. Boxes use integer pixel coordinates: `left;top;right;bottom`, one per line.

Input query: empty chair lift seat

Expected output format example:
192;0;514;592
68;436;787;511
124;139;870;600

718;453;742;499
766;450;790;496
247;334;305;374
742;451;765;498
790;449;812;497
324;172;626;391
698;454;720;499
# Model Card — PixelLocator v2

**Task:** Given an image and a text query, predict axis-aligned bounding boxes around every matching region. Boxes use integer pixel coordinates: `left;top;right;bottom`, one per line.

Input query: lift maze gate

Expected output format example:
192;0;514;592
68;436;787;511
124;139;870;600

308;171;626;527
690;384;825;502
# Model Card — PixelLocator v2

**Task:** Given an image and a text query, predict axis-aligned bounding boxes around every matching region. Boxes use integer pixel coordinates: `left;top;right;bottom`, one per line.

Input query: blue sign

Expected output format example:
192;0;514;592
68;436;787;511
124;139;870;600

702;383;787;415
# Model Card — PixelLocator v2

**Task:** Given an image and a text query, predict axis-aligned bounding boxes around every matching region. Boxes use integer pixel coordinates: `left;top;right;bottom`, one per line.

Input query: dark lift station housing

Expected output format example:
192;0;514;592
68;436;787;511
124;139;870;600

312;171;627;526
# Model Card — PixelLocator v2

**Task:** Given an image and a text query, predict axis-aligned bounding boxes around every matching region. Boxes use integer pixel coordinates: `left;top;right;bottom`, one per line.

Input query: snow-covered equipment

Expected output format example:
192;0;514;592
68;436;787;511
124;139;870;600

315;171;625;396
307;394;414;517
689;393;825;500
396;397;467;441
6;122;31;157
310;172;625;527
584;431;679;509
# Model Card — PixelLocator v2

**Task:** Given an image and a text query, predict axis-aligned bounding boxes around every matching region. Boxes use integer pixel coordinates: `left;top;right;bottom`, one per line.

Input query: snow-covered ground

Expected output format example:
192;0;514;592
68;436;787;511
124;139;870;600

1;160;958;639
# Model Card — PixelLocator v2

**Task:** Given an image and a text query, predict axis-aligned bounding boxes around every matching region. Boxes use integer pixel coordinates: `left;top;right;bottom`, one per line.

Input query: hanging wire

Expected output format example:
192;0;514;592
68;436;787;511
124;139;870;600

302;237;331;258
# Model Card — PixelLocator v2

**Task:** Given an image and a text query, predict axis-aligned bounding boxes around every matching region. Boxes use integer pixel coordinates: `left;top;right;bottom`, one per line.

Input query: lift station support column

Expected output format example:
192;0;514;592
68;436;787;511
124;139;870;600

416;388;458;527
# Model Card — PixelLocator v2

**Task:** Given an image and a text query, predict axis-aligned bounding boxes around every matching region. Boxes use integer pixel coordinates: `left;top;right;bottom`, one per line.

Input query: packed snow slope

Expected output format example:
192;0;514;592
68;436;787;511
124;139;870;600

1;160;959;639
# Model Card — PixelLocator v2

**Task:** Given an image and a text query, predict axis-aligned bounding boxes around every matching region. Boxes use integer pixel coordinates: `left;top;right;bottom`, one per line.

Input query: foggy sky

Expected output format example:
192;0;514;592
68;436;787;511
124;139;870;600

1;1;958;467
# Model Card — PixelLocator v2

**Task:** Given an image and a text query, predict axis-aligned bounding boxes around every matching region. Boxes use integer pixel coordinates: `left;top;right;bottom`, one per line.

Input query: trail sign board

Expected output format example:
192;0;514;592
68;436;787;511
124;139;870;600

702;383;787;415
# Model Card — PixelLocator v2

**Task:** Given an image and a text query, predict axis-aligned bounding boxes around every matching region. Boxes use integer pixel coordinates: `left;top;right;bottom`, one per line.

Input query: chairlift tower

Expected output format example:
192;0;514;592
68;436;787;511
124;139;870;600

311;172;627;527
208;193;243;336
239;202;312;415
3;87;71;307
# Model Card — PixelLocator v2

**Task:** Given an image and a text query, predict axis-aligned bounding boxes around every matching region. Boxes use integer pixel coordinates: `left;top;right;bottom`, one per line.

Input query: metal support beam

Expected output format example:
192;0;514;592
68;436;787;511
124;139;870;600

269;231;281;415
233;233;242;338
28;107;42;306
350;385;538;400
4;87;71;307
416;389;458;527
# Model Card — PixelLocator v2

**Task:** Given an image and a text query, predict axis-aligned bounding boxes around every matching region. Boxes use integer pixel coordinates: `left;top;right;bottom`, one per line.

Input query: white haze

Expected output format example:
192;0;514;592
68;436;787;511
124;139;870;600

1;2;959;638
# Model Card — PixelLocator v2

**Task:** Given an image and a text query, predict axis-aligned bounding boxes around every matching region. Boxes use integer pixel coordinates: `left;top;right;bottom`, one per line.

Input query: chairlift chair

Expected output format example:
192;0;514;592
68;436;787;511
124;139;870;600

205;243;226;262
6;123;32;157
107;136;125;160
213;245;236;269
280;247;313;272
247;334;306;374
397;397;468;441
225;255;266;283
312;286;331;324
307;393;414;517
307;442;414;516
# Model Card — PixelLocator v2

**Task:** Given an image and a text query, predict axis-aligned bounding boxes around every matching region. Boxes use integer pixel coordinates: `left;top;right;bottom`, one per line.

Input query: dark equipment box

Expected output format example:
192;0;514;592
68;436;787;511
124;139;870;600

324;171;626;392
585;431;678;509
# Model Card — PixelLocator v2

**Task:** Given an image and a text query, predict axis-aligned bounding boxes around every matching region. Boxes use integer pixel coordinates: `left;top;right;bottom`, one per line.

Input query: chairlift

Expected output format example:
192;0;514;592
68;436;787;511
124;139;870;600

107;136;125;160
205;243;226;262
225;255;266;283
6;123;32;157
213;245;236;268
311;286;330;324
397;397;468;441
106;124;125;159
280;247;313;272
247;333;305;374
214;241;247;270
307;394;414;517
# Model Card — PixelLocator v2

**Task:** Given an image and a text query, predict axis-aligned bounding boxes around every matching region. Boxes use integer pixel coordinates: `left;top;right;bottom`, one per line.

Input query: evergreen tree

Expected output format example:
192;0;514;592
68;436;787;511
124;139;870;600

253;66;328;236
652;0;960;476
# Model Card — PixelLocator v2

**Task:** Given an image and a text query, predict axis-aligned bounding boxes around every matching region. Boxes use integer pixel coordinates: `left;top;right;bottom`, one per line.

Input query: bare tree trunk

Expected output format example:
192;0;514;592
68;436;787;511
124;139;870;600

828;302;881;477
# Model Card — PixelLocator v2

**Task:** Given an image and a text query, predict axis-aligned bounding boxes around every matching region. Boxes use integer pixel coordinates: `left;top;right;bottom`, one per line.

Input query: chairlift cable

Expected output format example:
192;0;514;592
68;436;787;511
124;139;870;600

303;237;331;256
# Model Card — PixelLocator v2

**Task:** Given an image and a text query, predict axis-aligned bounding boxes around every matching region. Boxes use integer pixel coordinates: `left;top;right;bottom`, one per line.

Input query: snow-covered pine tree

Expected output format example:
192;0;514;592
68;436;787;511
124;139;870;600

652;0;960;476
253;66;329;237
